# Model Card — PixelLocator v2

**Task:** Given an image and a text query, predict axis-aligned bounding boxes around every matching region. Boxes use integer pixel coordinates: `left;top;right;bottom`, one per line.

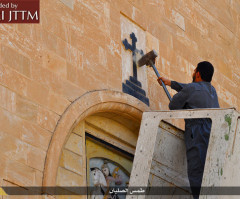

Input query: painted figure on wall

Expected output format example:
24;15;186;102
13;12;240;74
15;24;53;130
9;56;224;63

90;167;107;199
89;158;129;199
101;163;123;186
101;162;122;199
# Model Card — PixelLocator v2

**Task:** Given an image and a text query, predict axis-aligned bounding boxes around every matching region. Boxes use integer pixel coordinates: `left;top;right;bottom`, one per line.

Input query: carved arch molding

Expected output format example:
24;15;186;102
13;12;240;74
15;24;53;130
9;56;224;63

43;89;150;187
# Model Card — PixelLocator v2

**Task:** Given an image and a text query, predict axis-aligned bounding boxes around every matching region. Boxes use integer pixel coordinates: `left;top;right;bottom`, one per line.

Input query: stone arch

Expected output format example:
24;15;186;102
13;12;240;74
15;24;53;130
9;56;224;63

43;89;150;187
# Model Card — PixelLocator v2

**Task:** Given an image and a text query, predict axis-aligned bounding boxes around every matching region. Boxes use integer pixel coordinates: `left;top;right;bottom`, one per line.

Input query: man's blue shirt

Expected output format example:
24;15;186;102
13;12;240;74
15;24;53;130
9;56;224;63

169;81;220;110
168;80;220;196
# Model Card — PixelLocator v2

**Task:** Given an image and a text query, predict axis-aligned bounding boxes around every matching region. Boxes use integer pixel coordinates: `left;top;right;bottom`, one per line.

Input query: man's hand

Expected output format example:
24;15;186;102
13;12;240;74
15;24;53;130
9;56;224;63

157;77;171;86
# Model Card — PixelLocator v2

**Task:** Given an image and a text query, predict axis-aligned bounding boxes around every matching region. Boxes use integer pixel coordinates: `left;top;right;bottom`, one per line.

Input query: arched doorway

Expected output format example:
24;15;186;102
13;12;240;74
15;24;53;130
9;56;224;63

43;90;150;196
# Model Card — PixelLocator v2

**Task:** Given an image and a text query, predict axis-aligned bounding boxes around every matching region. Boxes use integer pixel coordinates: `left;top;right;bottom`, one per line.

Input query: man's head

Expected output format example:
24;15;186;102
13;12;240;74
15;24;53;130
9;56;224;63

101;163;110;177
192;61;214;82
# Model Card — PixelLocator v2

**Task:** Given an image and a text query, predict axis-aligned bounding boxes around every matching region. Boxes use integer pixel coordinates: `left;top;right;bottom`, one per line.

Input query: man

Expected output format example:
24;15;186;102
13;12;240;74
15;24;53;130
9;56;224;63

158;61;219;198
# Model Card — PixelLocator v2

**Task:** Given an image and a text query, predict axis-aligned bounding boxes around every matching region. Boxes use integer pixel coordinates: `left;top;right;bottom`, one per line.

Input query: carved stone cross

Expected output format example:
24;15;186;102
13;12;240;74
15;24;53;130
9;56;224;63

122;32;149;106
122;32;144;81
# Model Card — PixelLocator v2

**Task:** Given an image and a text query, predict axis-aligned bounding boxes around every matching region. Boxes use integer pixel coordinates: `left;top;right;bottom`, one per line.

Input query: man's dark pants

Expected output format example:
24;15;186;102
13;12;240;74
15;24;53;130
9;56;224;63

185;119;212;199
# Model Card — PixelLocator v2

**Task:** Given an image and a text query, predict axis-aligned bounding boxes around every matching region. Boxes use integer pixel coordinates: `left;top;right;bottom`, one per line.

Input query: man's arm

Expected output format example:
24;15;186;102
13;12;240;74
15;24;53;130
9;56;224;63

157;77;187;92
171;81;188;92
169;85;191;110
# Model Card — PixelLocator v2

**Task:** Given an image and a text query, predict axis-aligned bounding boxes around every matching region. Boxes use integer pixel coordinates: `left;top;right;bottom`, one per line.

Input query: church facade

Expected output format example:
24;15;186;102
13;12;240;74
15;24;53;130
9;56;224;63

0;0;239;198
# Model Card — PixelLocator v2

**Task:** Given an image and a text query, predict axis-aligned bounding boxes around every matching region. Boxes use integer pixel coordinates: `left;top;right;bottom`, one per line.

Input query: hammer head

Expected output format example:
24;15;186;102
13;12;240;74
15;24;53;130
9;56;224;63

138;50;158;67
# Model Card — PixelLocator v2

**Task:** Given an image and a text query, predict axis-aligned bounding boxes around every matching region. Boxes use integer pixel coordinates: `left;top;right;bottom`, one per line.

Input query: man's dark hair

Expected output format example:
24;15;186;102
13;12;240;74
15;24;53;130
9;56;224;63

196;61;214;82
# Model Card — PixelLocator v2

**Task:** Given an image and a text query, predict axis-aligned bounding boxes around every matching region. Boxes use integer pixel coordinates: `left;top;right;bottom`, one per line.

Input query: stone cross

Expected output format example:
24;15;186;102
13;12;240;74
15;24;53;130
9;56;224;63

122;32;149;106
122;32;144;81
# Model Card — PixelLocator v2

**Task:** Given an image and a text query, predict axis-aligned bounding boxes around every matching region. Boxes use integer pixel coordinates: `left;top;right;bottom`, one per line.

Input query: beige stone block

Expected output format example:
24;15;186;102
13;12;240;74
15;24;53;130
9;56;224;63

43;52;67;79
66;45;83;69
37;107;60;132
171;36;198;67
75;3;100;27
20;119;52;151
98;4;111;36
196;0;238;33
158;39;176;67
109;21;121;44
214;72;238;98
41;29;57;52
60;0;75;10
237;98;240;111
175;30;198;54
57;80;85;102
5;160;36;187
17;24;32;38
146;32;160;53
79;38;100;70
83;20;106;48
0;85;16;113
48;92;71;115
56;38;67;60
85;116;137;145
0;154;7;180
111;114;140;132
68;22;84;51
0;131;28;164
78;0;105;15
0;108;22;139
27;145;46;171
27;76;50;107
218;98;230;109
72;121;85;136
105;36;121;58
56;167;83;187
66;63;86;86
159;57;171;78
4;26;41;62
135;4;153;30
215;59;232;80
116;0;133;20
35;170;43;186
16;95;38;122
99;46;107;66
0;64;28;97
109;4;120;24
59;149;83;175
43;2;77;37
209;21;234;49
170;65;190;85
217;85;238;108
89;68;108;89
65;133;83;156
1;44;31;78
67;63;98;91
107;74;122;91
174;0;211;35
66;63;77;85
31;23;42;43
106;54;122;90
31;64;85;102
172;10;185;31
176;55;193;76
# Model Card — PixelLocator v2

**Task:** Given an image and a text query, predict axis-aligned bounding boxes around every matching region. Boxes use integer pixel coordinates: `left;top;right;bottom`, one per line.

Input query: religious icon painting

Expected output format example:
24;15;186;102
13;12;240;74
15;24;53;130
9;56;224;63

86;134;133;199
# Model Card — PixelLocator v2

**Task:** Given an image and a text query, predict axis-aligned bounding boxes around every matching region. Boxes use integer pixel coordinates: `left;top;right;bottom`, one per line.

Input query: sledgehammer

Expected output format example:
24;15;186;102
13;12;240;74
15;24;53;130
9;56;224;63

138;50;172;101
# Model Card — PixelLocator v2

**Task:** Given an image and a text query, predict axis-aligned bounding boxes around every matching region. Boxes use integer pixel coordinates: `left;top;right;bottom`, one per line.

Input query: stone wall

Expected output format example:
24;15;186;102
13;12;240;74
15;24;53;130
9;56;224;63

0;0;239;198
